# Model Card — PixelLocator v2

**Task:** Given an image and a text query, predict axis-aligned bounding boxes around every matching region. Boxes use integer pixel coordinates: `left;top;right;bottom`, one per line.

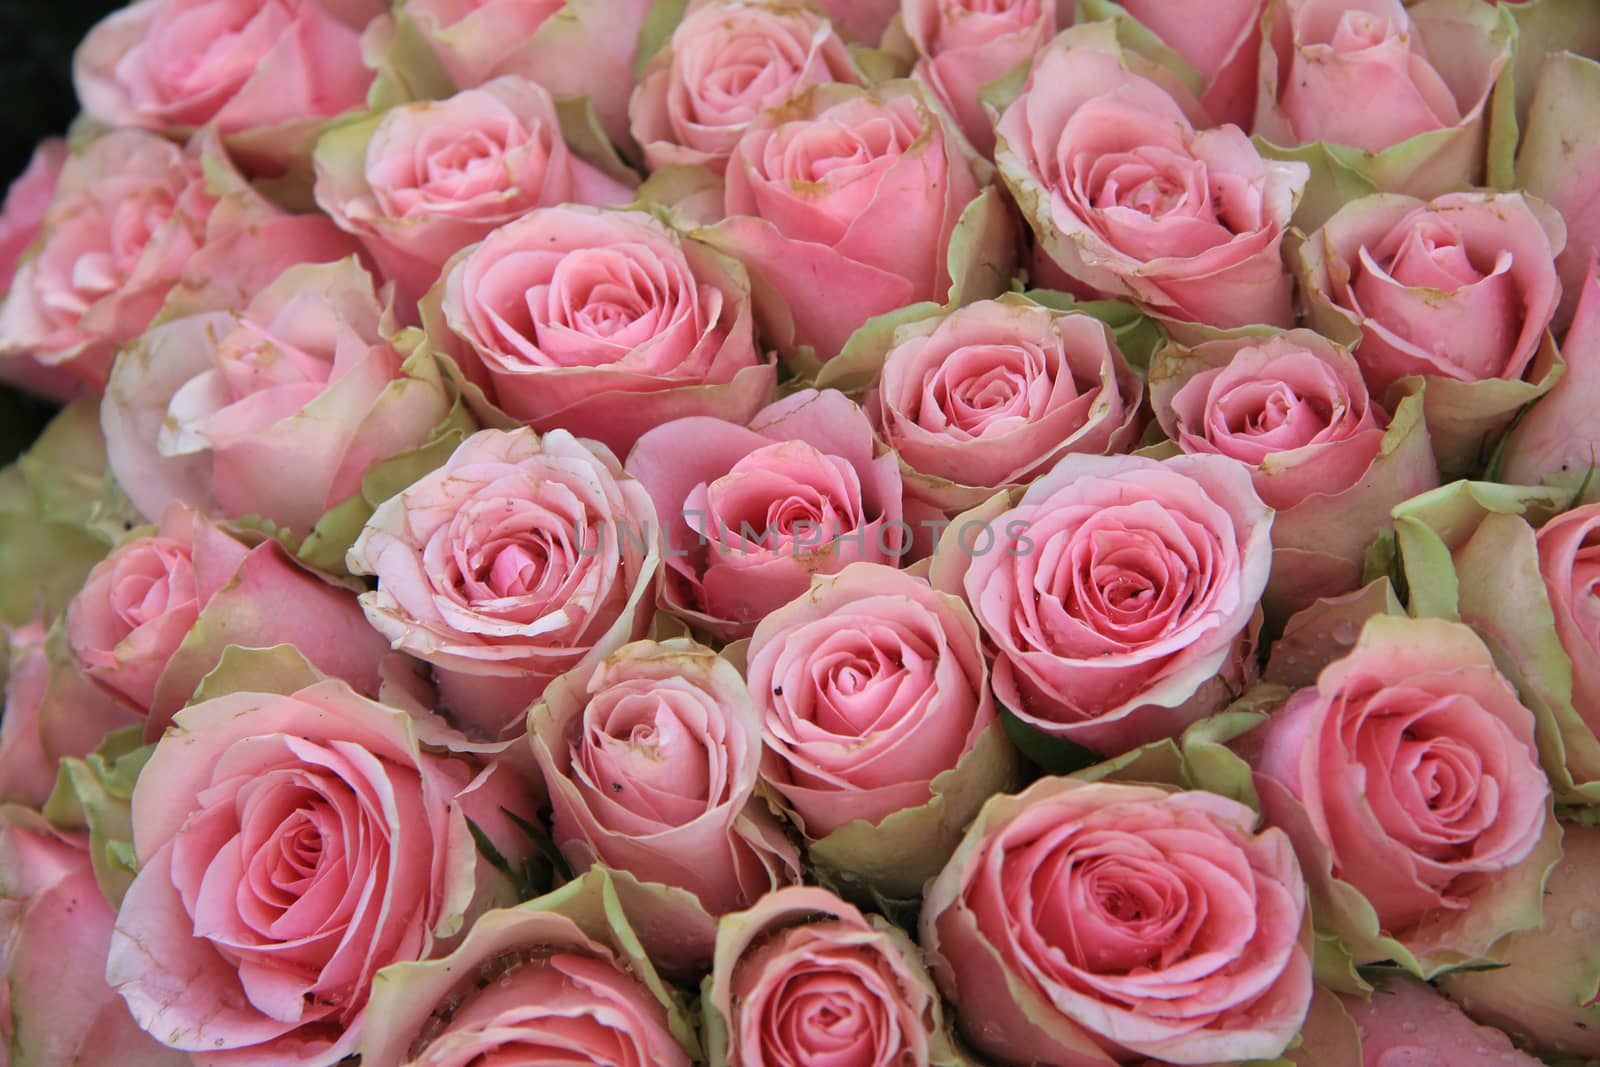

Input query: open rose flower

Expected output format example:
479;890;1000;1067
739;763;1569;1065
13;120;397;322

1256;0;1513;197
746;563;1020;897
106;679;536;1066
921;777;1312;1065
702;80;988;368
527;638;801;969
431;204;775;459
626;389;906;642
1;811;189;1067
931;452;1271;754
1150;329;1438;617
102;256;454;543
1250;613;1558;974
1117;0;1268;127
74;0;383;174
348;427;660;742
997;23;1309;331
1298;190;1565;474
64;504;388;734
706;887;954;1067
314;76;636;309
360;871;697;1067
1342;976;1543;1067
629;0;862;174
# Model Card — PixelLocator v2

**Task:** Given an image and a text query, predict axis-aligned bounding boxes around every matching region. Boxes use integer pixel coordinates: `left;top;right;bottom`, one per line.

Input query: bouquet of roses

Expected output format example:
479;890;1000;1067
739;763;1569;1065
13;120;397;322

7;0;1600;1063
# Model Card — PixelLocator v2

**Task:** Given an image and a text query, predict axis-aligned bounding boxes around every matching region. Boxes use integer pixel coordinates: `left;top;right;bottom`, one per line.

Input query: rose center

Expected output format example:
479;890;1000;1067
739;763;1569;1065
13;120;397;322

1331;10;1397;51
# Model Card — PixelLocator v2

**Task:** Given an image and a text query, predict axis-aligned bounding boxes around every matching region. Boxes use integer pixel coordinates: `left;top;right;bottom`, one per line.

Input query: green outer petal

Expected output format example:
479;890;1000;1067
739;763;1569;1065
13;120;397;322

1264;579;1406;691
41;726;153;908
363;8;459;109
1407;331;1563;481
188;644;327;705
944;185;1018;309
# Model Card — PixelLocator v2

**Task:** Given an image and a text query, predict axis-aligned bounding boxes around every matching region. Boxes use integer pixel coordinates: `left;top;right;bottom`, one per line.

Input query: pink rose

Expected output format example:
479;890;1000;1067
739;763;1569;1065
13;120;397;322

64;505;389;733
74;0;382;174
996;23;1309;330
347;427;661;742
1150;329;1439;616
432;205;775;458
625;389;906;642
106;679;536;1065
0;812;188;1067
0;139;65;294
1536;503;1600;738
931;452;1271;754
707;886;952;1067
703;80;986;365
1500;253;1600;487
1341;976;1542;1066
921;777;1312;1065
629;0;861;174
1118;0;1267;126
314;76;636;310
102;257;453;540
1250;614;1556;971
903;0;1062;155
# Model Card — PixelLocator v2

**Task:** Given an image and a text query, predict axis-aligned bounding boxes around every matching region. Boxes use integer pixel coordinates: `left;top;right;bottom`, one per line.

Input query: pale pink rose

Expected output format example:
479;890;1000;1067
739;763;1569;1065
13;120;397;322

314;76;635;309
1118;0;1267;126
903;0;1062;154
74;0;382;174
708;887;949;1067
703;80;985;364
921;777;1312;1065
0;812;189;1067
106;680;536;1067
629;0;861;174
527;638;800;919
931;452;1271;754
1536;503;1600;739
1341;976;1543;1067
102;257;452;538
347;427;661;742
625;389;907;642
434;205;775;458
1251;615;1555;968
996;25;1308;330
813;0;897;42
0;139;65;294
64;505;388;732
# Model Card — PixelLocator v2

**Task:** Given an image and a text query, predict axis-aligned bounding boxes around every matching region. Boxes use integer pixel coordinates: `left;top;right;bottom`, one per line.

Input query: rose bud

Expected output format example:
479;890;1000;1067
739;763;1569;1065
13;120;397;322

705;886;956;1067
101;256;454;549
930;452;1271;755
1255;0;1513;198
527;638;801;972
1150;329;1439;619
746;563;1021;898
313;76;636;311
1517;52;1600;332
360;870;697;1067
629;0;862;175
428;204;775;460
1116;0;1268;127
74;0;381;175
1297;190;1566;475
64;504;388;735
1437;822;1600;1060
0;811;189;1067
1341;975;1542;1066
903;0;1063;155
106;679;538;1065
626;389;906;643
701;80;996;371
348;427;661;743
1250;612;1560;976
921;777;1312;1066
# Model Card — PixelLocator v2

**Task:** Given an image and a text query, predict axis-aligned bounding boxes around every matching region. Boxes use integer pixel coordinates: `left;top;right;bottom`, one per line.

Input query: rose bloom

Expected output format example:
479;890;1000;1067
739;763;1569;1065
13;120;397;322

102;257;452;538
106;680;535;1066
64;504;388;731
1251;615;1554;969
0;813;189;1067
74;0;381;173
314;76;635;309
433;205;775;458
527;638;800;919
703;80;983;364
1341;976;1542;1067
921;777;1312;1066
1536;503;1600;738
629;0;861;174
707;887;949;1067
932;452;1271;754
348;427;661;742
1118;0;1267;126
870;297;1143;515
626;389;906;642
996;24;1309;331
